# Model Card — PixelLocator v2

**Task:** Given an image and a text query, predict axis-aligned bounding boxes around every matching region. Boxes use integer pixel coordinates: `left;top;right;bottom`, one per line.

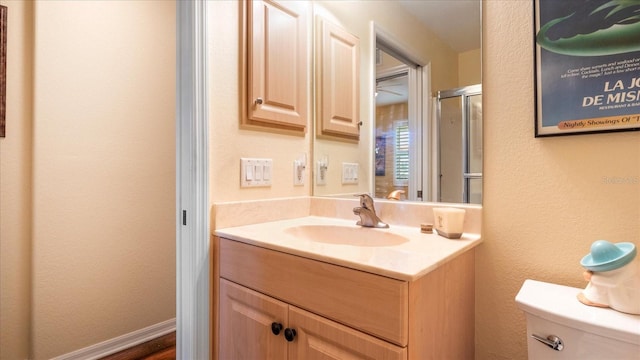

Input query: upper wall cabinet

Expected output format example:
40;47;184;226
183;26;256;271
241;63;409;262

240;0;309;133
315;16;360;141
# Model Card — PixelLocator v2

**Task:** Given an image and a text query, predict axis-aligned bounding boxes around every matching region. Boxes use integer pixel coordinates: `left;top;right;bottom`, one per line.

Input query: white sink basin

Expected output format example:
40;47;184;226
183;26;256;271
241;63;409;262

284;224;409;247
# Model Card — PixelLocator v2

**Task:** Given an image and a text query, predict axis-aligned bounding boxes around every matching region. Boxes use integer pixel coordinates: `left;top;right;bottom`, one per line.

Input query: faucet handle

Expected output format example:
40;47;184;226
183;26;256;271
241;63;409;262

355;193;375;210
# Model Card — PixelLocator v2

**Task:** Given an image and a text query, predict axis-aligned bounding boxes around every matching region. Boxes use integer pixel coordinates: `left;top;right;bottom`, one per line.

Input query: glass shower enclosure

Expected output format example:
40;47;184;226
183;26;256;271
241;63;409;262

436;84;482;204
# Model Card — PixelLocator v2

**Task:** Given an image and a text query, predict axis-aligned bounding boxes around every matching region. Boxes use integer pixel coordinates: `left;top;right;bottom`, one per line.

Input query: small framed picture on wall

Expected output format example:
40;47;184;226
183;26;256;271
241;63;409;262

375;136;385;176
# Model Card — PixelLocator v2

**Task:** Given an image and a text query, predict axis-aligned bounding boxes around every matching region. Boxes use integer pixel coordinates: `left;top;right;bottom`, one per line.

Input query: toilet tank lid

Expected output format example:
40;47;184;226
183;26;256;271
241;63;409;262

515;279;640;345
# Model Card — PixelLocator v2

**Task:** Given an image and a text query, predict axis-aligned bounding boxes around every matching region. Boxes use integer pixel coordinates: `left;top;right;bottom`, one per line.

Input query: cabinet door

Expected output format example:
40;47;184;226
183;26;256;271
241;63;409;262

219;279;288;360
289;306;407;360
315;16;360;140
243;0;309;132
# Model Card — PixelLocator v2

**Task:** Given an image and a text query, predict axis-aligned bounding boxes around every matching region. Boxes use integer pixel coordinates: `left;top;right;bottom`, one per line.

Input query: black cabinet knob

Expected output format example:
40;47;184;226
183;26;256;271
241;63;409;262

271;322;283;336
284;328;297;342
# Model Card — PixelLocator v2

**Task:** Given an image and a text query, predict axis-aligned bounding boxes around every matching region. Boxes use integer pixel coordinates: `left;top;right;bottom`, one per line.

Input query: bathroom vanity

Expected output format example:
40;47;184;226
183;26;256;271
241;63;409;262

212;213;481;360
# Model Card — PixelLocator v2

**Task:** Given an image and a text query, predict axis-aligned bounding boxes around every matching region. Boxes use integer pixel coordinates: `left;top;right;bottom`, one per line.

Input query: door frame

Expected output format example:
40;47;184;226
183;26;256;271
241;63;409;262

176;1;210;358
372;23;431;202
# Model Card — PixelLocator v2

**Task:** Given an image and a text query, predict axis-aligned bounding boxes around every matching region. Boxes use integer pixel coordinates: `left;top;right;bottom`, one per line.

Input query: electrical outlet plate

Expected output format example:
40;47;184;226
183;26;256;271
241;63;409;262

342;162;359;184
241;158;272;187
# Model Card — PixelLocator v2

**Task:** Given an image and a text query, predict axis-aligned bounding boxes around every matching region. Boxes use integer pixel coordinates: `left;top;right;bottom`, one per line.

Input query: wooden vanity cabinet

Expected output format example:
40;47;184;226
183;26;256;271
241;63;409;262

212;236;475;360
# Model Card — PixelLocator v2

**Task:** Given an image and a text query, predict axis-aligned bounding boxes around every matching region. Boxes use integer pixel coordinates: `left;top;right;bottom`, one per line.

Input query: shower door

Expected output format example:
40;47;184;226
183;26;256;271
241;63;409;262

437;84;482;204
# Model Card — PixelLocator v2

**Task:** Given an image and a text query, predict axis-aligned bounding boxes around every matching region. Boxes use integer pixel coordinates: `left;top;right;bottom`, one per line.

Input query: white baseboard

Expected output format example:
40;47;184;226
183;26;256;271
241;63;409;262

51;318;176;360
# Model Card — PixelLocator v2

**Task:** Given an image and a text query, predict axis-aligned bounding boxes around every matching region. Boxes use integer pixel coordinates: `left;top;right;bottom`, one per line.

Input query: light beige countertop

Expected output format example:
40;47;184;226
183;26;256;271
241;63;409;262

215;216;482;281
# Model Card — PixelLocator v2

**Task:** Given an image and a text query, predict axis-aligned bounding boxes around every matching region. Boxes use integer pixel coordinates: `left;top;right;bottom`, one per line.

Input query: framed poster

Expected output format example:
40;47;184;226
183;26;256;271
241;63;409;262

534;0;640;137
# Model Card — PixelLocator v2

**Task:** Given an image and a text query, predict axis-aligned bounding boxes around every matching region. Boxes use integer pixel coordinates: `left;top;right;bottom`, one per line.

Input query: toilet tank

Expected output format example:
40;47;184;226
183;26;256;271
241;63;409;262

516;279;640;359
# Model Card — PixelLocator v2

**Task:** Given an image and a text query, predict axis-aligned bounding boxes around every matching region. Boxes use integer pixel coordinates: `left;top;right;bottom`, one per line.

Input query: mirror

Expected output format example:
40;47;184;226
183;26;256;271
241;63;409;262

312;0;482;204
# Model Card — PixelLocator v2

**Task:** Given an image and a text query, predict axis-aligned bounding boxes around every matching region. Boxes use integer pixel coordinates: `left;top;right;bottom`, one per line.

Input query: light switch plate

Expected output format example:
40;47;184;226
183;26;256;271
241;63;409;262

342;162;359;184
240;158;273;187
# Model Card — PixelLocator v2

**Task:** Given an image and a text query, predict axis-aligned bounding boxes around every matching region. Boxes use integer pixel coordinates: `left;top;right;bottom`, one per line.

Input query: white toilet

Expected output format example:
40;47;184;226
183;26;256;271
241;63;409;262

516;279;640;359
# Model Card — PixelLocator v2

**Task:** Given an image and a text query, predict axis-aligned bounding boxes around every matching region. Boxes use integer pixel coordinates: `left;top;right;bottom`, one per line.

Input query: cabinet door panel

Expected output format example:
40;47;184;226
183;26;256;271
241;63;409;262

245;0;308;131
316;17;360;140
289;306;407;360
219;279;288;360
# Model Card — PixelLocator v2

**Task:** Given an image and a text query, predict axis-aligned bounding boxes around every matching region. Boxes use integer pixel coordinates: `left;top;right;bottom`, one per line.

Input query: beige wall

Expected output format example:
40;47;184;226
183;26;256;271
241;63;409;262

459;48;481;87
0;1;176;359
478;1;640;359
208;0;311;202
0;1;33;359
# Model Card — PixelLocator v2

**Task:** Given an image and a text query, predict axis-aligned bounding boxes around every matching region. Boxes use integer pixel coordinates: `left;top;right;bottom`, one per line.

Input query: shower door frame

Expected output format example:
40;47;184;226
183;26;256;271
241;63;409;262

436;84;482;204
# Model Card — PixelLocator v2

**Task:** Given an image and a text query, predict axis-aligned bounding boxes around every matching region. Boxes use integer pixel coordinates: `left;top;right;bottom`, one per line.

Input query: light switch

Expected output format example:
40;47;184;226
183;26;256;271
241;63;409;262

316;160;327;185
263;164;271;181
254;164;263;181
293;160;305;186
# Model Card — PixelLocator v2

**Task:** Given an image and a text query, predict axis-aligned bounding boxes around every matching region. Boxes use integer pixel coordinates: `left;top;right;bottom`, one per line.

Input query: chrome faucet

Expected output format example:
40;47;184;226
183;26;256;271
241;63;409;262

353;194;389;228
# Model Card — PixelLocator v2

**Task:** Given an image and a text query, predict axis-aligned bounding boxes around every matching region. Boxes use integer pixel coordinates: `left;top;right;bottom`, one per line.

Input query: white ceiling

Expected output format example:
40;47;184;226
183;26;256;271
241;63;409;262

376;73;409;107
398;0;481;53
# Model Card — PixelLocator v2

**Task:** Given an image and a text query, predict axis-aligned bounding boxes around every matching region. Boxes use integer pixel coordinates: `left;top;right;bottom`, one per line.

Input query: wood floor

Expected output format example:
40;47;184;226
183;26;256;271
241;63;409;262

99;332;176;360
